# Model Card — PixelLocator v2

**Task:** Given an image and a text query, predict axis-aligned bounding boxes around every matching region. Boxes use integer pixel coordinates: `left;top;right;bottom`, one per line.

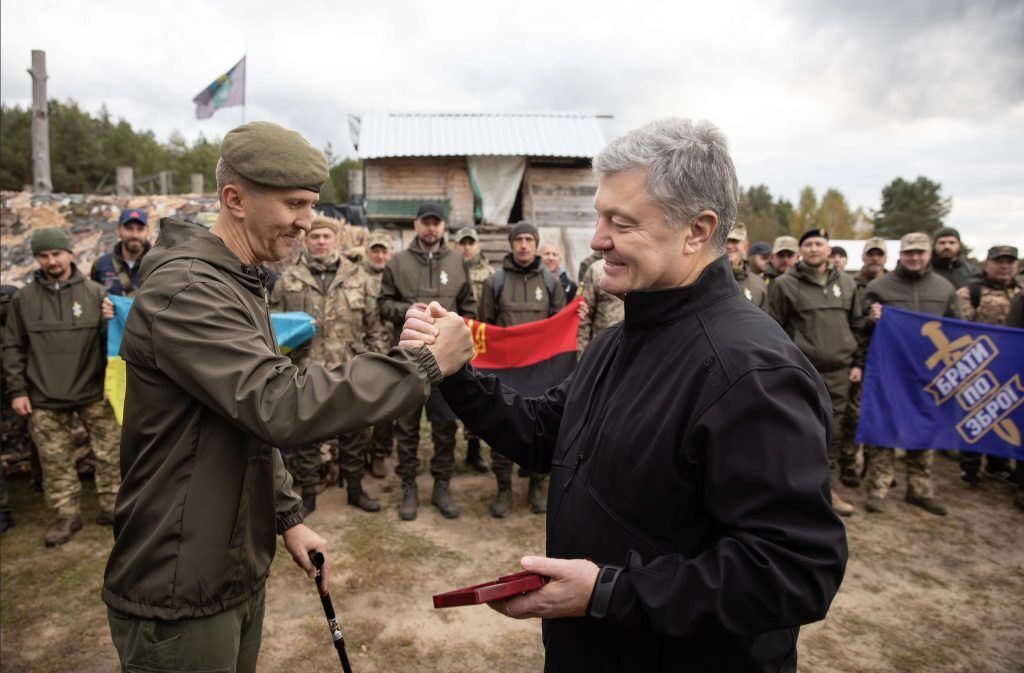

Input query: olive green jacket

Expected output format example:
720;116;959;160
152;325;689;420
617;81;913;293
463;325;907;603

732;263;767;311
767;262;866;371
864;264;961;318
2;267;107;410
379;236;477;341
478;255;567;327
103;219;441;621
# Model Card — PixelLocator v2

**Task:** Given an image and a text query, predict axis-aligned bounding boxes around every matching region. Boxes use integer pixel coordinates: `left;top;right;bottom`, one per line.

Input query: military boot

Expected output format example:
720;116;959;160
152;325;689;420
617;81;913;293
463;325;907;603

300;487;317;518
839;464;861;488
431;480;460;519
43;516;82;548
370;456;387;480
0;510;14;534
490;479;513;518
528;475;547;514
399;482;418;521
904;494;947;516
347;482;381;512
831;491;854;517
465;438;489;474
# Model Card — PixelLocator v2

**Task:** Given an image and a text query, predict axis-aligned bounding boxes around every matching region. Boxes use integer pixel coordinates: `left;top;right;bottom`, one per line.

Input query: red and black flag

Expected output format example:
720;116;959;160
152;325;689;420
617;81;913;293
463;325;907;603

465;296;583;396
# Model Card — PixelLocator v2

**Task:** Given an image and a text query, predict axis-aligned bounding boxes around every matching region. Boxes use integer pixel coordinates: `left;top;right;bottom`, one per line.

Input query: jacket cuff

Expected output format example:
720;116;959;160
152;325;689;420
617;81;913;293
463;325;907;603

410;346;444;386
276;508;304;534
587;564;625;619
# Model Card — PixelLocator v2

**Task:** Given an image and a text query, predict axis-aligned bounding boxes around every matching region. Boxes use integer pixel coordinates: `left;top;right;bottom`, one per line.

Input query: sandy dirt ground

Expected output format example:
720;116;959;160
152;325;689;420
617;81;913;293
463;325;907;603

1;445;1022;672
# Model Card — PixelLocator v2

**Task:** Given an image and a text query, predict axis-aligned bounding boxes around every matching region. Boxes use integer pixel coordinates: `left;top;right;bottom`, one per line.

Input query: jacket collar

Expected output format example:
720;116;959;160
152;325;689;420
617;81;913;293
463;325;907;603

408;236;450;259
113;241;151;264
789;261;837;285
502;253;542;274
624;255;739;327
33;264;85;290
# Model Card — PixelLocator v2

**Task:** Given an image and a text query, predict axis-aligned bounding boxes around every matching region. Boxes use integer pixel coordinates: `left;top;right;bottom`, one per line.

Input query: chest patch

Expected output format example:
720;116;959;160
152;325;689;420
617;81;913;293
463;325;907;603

832;284;842;298
535;286;544;302
439;270;449;286
72;300;83;318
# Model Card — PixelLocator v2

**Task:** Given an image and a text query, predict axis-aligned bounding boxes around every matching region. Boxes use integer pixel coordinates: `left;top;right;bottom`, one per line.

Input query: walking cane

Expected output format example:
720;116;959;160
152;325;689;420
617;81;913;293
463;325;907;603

309;551;354;673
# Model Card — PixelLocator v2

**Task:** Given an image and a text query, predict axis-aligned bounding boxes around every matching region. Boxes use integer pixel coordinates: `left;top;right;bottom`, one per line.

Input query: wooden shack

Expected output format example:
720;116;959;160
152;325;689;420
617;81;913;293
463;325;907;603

350;111;609;275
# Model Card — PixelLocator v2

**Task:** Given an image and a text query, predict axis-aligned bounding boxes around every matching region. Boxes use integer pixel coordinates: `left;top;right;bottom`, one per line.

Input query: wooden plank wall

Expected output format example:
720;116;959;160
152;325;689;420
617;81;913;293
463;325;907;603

363;157;475;226
522;166;598;228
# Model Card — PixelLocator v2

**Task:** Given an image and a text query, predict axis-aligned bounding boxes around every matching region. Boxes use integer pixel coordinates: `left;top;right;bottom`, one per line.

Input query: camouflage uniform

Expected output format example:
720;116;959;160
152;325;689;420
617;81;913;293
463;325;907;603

339;223;370;255
29;401;120;517
578;259;625;353
466;252;495;304
956;264;1021;479
364;252;395;464
269;250;389;494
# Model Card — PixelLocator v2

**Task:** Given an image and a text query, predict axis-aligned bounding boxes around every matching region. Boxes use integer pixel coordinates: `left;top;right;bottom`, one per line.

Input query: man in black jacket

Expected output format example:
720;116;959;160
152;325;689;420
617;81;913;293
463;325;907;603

401;118;847;672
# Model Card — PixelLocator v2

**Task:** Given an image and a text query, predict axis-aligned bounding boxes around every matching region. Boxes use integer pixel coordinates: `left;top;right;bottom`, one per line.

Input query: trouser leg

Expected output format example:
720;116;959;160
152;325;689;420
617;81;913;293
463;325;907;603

959;450;982;477
429;419;457;482
287;442;324;491
394;405;424;483
819;367;851;480
77;399;121;513
338;429;370;483
370;421;394;460
905;449;935;499
108;585;266;673
28;408;80;518
839;381;861;469
866;446;895;499
492;451;513;482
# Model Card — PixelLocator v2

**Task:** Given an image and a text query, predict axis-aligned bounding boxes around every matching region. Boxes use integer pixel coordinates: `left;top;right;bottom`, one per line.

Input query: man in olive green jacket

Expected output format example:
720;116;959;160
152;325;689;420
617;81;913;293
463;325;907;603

862;232;960;517
726;223;767;310
768;228;865;517
477;222;566;517
379;202;477;521
102;123;472;673
455;226;493;474
3;227;120;547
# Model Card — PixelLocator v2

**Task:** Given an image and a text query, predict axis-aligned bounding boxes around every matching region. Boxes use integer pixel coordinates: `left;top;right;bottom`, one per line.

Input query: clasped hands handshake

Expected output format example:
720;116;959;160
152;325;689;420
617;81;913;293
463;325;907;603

400;302;475;377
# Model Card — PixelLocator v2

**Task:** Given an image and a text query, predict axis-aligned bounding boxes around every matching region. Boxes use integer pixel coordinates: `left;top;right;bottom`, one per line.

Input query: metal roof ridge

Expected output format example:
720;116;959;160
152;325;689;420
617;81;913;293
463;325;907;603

363;110;604;118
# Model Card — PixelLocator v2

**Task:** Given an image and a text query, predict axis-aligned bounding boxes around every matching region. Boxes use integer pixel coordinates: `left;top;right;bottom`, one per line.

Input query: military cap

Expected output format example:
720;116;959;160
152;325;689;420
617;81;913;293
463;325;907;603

987;245;1019;261
863;236;887;254
368;230;393;250
220;121;328;192
416;202;446;220
309;214;340;234
799;228;829;246
749;241;772;256
772;236;799;254
455;227;479;242
31;227;73;255
830;246;848;258
727;222;747;242
900;232;931;252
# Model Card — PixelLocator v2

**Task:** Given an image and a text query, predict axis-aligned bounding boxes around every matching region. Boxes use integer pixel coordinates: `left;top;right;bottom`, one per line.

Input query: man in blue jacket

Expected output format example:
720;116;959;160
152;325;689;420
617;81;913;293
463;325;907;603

401;118;848;672
90;208;151;296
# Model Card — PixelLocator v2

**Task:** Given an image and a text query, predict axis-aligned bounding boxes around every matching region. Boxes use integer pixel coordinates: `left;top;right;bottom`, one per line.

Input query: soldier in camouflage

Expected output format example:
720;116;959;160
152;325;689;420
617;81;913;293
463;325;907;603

762;235;799;285
956;245;1021;484
269;216;390;512
2;228;121;547
577;256;625;353
364;230;397;480
725;223;767;310
455;227;492;474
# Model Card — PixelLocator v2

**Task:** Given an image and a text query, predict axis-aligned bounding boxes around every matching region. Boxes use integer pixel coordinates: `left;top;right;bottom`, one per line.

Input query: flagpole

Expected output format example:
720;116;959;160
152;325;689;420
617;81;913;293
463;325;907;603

241;46;247;124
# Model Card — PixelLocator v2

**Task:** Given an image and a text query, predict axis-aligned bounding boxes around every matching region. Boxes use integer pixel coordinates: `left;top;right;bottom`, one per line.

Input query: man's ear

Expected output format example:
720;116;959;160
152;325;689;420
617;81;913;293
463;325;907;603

685;210;719;255
221;183;247;219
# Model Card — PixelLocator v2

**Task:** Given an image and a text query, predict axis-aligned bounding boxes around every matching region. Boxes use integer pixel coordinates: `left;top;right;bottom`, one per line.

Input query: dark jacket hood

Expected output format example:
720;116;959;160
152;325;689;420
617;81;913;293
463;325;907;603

32;265;86;290
502;253;543;274
141;218;266;297
406;235;452;261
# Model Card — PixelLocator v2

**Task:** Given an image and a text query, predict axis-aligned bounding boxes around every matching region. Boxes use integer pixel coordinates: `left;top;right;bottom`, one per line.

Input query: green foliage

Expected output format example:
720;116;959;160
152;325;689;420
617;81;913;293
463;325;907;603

319;142;362;204
737;185;793;243
739;184;869;244
789;186;819;235
817;188;856;239
0;100;221;193
873;176;952;238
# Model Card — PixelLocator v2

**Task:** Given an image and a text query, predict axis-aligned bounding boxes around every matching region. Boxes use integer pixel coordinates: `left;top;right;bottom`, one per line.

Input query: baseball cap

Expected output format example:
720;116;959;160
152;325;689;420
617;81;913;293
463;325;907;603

368;230;393;250
749;241;772;256
900;232;931;252
830;246;848;258
727;223;747;242
773;236;799;254
863;237;886;253
416;202;445;220
455;227;479;242
986;245;1019;261
119;208;148;227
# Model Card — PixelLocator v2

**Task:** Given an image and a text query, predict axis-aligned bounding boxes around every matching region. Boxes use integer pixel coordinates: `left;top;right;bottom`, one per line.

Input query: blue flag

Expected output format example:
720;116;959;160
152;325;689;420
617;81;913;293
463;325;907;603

857;307;1024;460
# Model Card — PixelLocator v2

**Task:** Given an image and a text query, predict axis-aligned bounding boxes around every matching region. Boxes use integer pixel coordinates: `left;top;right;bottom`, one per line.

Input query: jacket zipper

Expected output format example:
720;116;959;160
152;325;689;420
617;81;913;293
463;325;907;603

428;251;434;289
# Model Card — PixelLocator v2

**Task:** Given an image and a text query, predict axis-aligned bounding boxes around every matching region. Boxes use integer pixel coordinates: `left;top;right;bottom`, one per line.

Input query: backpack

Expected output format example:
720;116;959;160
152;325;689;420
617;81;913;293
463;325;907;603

492;267;559;315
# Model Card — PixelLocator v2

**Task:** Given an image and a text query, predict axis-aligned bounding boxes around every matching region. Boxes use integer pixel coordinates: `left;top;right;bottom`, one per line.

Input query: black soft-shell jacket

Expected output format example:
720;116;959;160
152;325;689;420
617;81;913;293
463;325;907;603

440;255;848;673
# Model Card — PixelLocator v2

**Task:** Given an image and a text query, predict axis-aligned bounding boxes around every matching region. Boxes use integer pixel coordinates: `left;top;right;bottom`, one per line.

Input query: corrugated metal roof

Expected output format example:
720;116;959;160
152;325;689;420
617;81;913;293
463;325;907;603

353;111;607;159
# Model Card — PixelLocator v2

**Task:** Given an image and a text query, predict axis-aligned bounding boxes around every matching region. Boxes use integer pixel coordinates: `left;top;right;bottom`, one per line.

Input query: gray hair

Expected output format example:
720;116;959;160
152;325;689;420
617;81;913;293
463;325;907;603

215;158;261;201
592;118;739;255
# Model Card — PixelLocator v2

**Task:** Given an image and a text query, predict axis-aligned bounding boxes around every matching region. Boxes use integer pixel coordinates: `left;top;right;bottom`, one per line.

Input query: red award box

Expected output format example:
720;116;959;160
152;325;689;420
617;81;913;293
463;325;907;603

433;571;549;608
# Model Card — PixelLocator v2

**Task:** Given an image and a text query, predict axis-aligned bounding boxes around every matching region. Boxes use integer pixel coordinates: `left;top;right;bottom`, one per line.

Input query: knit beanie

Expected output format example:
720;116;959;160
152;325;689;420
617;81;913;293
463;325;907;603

933;227;960;242
508;221;540;244
31;228;73;255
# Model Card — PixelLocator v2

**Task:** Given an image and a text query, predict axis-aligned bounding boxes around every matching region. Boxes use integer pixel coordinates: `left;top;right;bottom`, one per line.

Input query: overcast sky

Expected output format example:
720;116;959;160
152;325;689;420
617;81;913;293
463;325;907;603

2;0;1021;253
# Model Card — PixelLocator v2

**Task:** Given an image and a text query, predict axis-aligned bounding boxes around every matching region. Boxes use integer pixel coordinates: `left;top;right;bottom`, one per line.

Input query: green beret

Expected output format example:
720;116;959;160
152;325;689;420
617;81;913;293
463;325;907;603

220;121;328;193
31;227;73;255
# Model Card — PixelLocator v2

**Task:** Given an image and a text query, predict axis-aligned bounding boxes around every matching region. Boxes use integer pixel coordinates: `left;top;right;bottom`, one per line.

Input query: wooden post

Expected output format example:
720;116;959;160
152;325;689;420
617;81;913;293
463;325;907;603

116;166;134;197
190;173;204;195
28;50;52;194
158;170;172;195
348;169;363;198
